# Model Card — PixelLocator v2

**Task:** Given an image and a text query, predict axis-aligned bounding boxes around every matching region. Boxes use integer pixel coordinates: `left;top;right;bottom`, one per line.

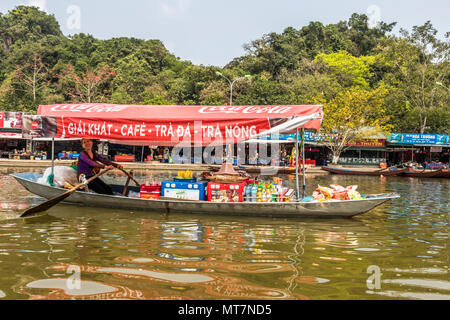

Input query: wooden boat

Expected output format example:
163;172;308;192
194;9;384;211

209;165;298;175
238;165;297;175
321;166;408;176
401;168;444;178
435;169;450;178
15;103;401;218
12;172;400;218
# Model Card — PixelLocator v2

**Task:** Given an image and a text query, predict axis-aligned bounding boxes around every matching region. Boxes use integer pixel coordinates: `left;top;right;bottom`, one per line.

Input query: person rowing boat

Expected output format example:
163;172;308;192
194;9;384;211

78;138;123;195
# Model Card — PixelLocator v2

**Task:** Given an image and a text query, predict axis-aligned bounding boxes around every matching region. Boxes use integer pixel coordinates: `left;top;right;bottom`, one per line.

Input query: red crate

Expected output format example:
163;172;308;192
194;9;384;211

207;182;246;203
140;184;161;199
115;155;135;162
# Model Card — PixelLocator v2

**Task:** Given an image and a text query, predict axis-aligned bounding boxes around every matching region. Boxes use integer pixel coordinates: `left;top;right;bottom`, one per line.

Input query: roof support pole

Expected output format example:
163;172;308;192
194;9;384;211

301;128;306;199
295;128;300;201
49;137;55;186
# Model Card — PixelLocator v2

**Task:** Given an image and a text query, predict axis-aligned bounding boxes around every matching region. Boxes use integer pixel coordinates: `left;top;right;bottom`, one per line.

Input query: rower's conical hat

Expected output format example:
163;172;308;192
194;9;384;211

215;162;239;176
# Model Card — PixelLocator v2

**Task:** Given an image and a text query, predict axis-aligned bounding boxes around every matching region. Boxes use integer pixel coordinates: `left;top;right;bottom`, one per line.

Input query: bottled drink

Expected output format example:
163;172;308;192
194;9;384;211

257;185;263;202
245;184;252;202
251;184;257;202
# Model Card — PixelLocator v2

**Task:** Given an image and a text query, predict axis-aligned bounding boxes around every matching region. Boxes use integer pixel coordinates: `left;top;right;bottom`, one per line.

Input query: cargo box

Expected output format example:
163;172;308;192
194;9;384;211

161;180;207;201
207;182;246;203
140;184;161;199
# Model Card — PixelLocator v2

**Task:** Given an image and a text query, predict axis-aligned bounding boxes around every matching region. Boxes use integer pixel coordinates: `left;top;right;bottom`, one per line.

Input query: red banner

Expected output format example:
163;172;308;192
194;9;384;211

57;117;271;146
33;104;323;146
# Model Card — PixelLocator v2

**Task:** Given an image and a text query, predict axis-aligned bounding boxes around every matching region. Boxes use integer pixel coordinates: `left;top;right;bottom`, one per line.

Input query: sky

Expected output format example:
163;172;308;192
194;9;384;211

0;0;449;67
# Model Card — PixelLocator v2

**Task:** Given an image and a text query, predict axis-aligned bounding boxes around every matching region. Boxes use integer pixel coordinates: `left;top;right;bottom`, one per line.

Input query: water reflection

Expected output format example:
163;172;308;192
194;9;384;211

0;169;448;299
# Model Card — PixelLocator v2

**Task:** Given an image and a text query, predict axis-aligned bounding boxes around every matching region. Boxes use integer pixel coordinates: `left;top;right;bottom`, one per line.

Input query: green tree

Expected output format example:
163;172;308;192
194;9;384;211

0;6;62;54
315;51;376;88
317;85;391;163
377;22;449;133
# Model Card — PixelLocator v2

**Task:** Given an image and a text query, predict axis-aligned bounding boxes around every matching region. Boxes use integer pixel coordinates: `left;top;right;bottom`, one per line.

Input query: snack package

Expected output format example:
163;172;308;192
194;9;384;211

333;191;350;200
347;190;362;200
312;191;325;201
312;184;362;201
316;186;334;199
330;184;346;192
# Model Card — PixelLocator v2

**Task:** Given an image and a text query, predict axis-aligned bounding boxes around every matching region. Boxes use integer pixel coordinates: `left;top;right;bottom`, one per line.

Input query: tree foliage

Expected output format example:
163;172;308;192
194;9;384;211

0;6;448;138
318;85;391;163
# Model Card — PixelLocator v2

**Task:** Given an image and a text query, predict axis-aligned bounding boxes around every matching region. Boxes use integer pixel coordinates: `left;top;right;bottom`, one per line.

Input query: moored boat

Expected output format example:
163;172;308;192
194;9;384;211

238;165;297;175
12;172;400;218
321;166;408;176
435;169;450;178
401;168;444;178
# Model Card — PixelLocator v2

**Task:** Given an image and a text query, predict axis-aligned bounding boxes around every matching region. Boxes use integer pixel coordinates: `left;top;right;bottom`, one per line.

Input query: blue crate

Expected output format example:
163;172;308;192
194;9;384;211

161;181;207;201
173;178;197;183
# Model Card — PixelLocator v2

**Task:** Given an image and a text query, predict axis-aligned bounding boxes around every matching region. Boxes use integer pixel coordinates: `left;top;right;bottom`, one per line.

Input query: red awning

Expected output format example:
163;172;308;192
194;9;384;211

34;104;323;146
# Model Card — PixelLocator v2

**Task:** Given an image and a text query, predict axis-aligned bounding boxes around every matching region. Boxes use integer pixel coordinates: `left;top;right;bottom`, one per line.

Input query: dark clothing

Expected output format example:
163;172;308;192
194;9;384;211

86;175;114;195
78;151;114;195
77;151;113;177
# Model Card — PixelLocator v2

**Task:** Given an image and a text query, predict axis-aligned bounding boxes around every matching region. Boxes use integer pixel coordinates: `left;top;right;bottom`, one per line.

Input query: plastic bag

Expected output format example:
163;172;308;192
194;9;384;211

333;191;350;200
316;186;334;199
38;166;78;188
330;184;346;192
347;190;362;200
313;184;361;201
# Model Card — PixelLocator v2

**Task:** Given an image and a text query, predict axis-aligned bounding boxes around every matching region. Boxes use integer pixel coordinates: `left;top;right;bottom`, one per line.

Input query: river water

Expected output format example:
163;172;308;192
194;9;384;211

0;168;448;300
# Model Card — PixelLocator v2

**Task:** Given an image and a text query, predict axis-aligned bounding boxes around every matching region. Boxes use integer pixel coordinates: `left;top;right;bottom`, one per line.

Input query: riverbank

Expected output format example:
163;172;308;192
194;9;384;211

0;159;384;174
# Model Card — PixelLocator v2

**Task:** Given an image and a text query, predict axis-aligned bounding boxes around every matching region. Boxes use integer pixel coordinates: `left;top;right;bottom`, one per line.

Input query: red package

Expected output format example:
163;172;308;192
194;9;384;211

333;191;350;201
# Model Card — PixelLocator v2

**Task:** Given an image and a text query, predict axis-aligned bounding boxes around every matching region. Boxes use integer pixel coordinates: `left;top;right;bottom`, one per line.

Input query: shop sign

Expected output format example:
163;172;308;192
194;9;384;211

338;157;385;165
390;133;450;146
0;112;23;129
261;132;379;146
430;146;442;152
260;131;337;142
304;131;337;143
348;139;385;147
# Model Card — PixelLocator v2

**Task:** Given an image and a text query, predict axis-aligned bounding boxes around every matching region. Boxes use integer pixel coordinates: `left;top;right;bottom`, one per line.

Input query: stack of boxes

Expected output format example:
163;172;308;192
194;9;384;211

140;184;162;199
139;177;249;203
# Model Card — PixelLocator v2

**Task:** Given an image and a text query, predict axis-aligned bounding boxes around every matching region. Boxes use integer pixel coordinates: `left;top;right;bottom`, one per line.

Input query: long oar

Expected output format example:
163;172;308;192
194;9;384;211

122;170;133;196
20;168;113;218
118;167;140;186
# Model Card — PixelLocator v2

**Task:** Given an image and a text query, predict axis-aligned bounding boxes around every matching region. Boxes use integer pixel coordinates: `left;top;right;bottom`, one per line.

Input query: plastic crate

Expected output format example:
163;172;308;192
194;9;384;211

140;184;161;199
207;182;246;203
173;178;197;183
161;180;207;201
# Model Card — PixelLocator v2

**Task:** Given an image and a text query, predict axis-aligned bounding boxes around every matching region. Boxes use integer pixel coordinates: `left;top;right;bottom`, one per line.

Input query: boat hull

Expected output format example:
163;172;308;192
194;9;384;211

321;166;407;176
436;169;450;178
11;172;400;218
402;169;444;178
239;166;297;175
